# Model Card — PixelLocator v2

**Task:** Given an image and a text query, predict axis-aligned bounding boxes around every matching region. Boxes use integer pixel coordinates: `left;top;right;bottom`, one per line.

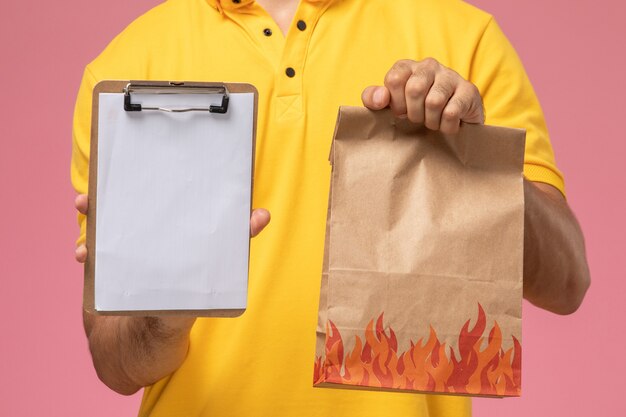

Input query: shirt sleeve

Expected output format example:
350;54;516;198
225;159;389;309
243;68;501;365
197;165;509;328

469;17;566;196
70;66;98;245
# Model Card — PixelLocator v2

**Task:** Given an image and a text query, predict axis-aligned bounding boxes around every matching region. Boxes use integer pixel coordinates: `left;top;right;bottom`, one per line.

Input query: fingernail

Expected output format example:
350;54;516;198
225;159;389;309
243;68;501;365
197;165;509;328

373;87;385;107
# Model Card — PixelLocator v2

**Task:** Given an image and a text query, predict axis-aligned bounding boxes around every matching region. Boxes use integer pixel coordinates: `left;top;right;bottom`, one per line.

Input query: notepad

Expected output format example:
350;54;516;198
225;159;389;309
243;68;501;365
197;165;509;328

84;81;257;316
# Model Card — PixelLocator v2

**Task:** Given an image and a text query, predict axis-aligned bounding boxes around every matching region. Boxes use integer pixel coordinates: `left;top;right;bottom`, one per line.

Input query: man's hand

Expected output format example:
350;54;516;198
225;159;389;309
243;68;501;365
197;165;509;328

74;193;271;394
361;58;484;134
362;59;590;314
74;194;271;263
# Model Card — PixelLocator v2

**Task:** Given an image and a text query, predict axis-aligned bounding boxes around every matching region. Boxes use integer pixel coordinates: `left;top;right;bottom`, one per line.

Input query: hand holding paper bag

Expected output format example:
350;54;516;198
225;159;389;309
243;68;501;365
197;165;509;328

314;107;525;397
359;57;588;314
361;58;485;133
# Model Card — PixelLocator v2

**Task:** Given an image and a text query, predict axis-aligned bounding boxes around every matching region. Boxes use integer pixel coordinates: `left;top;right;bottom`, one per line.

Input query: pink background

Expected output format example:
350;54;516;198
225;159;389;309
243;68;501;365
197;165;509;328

1;0;624;415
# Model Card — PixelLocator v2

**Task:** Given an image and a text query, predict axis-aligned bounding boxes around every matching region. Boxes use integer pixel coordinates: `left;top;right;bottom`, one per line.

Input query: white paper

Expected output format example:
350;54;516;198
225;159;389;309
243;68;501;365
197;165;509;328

95;92;254;311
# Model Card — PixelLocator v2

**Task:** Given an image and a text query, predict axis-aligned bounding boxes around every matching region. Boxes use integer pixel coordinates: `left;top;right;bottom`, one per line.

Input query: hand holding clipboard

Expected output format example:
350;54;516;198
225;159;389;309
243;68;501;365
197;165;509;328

83;81;260;317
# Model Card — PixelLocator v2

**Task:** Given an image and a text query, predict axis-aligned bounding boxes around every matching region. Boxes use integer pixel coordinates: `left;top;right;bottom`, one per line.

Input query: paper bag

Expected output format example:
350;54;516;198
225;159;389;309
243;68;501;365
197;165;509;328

314;106;525;397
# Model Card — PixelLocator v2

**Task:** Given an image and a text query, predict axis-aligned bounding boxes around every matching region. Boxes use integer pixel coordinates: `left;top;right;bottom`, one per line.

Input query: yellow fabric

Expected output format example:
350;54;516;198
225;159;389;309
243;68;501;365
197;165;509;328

71;0;565;416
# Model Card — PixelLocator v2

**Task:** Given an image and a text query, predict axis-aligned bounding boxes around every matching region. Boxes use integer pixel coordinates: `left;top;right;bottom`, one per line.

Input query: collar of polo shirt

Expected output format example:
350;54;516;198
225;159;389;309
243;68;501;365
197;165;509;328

206;0;333;12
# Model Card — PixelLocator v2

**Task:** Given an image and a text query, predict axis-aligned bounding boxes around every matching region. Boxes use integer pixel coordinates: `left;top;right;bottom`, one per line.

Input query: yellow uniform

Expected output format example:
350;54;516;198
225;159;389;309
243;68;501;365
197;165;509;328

72;0;564;415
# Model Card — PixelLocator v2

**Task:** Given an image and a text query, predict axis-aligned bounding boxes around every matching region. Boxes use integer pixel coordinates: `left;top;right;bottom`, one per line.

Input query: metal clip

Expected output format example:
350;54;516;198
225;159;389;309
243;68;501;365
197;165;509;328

123;82;230;114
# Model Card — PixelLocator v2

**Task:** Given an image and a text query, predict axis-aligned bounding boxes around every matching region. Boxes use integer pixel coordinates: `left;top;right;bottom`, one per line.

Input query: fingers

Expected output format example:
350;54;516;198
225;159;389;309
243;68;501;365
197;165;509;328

75;244;87;263
75;194;88;215
74;195;88;263
405;65;435;124
439;83;484;134
424;72;455;131
366;58;484;134
250;208;271;238
384;60;416;116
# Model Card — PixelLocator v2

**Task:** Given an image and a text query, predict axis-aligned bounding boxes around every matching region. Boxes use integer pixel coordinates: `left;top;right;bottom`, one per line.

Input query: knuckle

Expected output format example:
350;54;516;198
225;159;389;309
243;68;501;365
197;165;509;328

425;87;450;109
389;59;413;76
442;106;459;121
421;57;439;69
425;93;446;109
425;97;445;111
406;78;427;99
394;59;414;68
385;70;405;88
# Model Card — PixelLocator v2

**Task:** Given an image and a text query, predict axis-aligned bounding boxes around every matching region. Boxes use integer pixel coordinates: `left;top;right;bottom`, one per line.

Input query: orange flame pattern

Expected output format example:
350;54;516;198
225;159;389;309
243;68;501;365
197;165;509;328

314;304;521;396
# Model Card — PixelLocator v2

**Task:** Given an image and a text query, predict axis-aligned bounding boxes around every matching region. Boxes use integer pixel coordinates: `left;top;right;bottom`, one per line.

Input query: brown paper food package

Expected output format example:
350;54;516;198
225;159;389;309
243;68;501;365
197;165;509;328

314;106;526;397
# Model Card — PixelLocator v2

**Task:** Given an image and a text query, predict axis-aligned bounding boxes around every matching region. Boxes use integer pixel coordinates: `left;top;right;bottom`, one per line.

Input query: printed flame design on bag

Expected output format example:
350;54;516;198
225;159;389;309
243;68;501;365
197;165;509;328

314;304;521;396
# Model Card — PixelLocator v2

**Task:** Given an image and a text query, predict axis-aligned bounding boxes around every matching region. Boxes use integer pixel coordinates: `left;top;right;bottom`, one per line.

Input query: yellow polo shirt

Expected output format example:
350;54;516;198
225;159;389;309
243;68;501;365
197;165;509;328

72;0;564;416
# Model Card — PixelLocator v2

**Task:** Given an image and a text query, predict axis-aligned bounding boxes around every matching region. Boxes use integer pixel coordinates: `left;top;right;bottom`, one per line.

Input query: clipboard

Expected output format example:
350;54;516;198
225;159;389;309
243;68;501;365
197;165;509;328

84;80;258;317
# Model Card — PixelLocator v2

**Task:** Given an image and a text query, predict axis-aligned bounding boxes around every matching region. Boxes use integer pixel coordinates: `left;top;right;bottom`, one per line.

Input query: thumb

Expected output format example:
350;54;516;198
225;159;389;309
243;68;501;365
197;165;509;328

361;86;390;110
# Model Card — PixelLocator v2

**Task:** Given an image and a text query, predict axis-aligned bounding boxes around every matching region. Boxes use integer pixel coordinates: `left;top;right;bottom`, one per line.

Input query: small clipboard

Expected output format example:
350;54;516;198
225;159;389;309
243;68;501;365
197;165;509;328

84;80;258;317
